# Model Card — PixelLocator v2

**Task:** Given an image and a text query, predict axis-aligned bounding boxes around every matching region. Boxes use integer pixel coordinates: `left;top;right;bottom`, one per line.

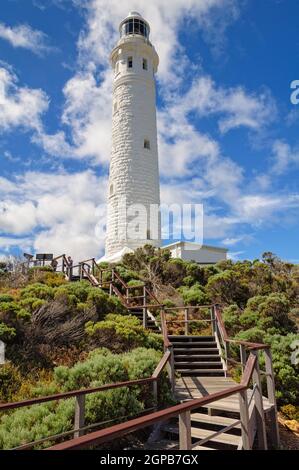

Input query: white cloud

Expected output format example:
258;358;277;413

0;170;108;260
222;236;250;246
0;22;54;56
271;140;299;175
0;236;33;252
227;251;245;261
170;76;276;134
0;65;49;133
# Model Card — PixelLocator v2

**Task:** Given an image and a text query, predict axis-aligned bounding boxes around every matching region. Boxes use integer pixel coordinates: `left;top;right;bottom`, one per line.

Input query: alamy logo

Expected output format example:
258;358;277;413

290;80;299;105
290;339;299;366
0;340;5;365
95;198;204;250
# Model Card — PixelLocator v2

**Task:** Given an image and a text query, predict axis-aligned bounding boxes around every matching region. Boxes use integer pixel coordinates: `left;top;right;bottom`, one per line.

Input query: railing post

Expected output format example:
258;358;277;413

211;306;216;335
143;286;147;328
79;263;83;281
264;348;280;448
168;345;175;397
92;259;95;276
62;256;65;274
74;394;85;438
240;344;247;371
179;411;192;450
238;390;250;450
184;308;189;336
152;379;158;409
224;340;230;363
252;351;267;450
109;269;115;296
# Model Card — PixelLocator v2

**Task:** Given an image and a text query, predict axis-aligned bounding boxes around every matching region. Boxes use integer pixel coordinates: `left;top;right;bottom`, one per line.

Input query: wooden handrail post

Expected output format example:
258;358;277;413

240;344;247;371
74;395;85;438
238;390;250;449
109;269;115;296
211;306;216;335
143;286;147;328
264;348;280;448
252;351;267;450
168;345;175;397
152;380;158;409
179;410;192;450
79;263;83;281
184;308;189;336
224;341;230;364
62;256;65;274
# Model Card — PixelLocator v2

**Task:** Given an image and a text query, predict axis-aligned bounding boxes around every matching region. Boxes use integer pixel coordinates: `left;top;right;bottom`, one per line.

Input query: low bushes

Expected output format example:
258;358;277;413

0;347;171;450
0;363;22;401
85;314;162;352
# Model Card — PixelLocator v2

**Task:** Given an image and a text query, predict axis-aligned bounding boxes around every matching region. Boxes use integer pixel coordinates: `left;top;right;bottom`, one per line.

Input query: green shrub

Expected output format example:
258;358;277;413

0;322;16;342
0;295;14;303
20;297;46;313
29;266;54;273
85;314;162;351
222;304;241;331
265;333;299;405
0;363;22;401
206;270;250;307
163;299;176;308
20;283;54;301
281;404;299;421
86;289;127;317
0;301;30;321
178;284;209;305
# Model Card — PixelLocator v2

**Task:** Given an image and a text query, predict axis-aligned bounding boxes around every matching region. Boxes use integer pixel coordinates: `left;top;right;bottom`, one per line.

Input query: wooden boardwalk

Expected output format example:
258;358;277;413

175;376;274;414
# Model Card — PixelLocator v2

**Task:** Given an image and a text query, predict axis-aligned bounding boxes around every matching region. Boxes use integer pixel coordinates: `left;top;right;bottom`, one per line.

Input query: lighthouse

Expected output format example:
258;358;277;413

104;12;161;261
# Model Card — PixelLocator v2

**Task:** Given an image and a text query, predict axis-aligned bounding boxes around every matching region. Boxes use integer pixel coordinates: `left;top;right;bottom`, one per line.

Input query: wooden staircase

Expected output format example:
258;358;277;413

170;335;224;377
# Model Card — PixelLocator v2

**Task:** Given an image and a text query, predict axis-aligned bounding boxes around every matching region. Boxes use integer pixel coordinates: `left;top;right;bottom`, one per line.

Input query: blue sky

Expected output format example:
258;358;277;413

0;0;299;262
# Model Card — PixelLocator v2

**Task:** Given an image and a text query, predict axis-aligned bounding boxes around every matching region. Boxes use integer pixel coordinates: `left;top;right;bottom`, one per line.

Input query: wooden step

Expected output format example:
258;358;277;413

173;341;217;347
172;348;219;354
176;369;225;376
164;425;241;449
174;362;223;368
191;413;241;431
174;355;221;361
192;445;216;450
169;336;215;341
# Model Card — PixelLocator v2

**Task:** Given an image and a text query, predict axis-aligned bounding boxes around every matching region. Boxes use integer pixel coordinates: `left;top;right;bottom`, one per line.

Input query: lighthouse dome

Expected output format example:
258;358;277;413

119;11;150;39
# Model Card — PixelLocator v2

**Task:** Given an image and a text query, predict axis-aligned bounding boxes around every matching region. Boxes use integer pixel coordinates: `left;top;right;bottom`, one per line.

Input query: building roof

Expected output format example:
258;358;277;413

162;241;228;253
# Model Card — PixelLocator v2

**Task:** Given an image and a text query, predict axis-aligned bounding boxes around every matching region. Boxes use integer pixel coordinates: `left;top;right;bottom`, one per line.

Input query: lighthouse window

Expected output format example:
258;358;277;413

144;139;150;150
143;59;148;70
121;19;149;39
113;102;118;113
109;184;114;196
127;57;133;69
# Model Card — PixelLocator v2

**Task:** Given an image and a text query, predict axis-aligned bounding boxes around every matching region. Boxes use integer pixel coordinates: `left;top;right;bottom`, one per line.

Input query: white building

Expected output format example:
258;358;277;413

163;241;228;264
104;12;161;261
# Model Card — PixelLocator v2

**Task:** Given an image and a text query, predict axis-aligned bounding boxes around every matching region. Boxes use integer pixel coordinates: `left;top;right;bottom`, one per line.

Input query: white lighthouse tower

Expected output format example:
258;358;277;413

104;12;161;261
